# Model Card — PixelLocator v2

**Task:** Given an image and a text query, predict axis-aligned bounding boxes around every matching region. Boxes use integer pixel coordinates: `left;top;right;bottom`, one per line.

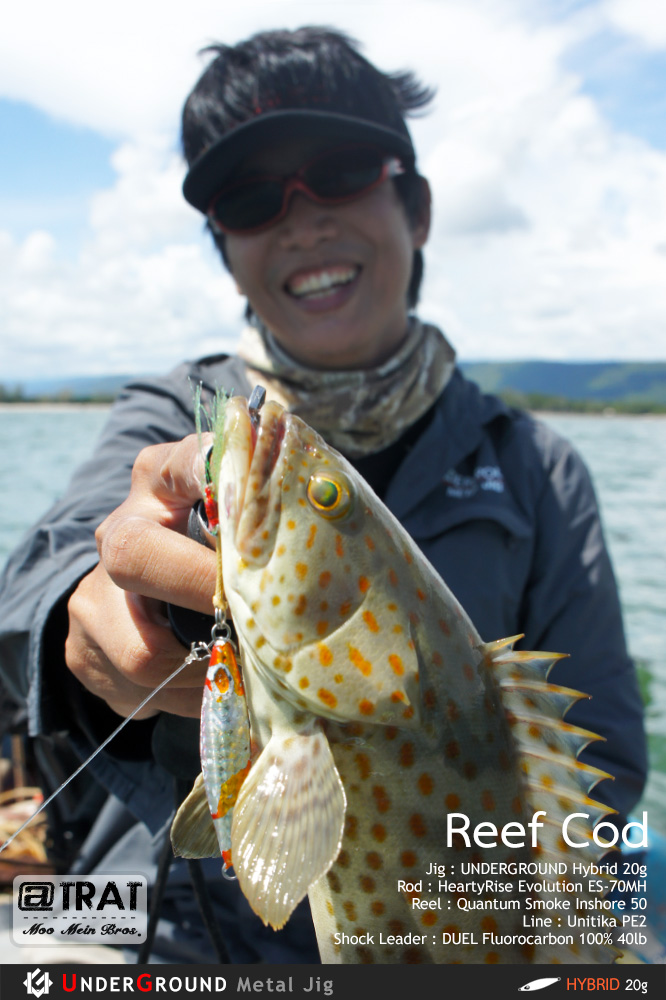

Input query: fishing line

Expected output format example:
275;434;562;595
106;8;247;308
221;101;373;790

0;639;213;857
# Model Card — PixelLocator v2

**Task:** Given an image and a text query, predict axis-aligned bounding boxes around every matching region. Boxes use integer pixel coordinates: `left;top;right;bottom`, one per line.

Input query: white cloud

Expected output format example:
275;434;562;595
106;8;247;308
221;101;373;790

1;0;665;376
604;0;666;50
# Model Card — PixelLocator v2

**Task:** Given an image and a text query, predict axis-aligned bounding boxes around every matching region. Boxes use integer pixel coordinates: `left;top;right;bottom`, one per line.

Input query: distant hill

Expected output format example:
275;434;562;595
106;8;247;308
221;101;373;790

459;361;666;409
2;362;665;410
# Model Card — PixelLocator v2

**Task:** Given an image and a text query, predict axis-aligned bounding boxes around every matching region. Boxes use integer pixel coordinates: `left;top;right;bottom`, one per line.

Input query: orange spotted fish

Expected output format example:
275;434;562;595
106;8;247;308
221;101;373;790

171;395;619;964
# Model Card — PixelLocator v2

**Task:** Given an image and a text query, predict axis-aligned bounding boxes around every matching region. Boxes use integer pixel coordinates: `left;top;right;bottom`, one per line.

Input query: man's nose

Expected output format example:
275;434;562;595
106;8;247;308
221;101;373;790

276;192;338;247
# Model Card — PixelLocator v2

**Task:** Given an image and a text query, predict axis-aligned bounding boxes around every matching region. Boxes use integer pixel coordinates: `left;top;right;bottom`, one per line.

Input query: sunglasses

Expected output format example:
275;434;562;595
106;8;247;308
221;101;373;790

207;144;405;235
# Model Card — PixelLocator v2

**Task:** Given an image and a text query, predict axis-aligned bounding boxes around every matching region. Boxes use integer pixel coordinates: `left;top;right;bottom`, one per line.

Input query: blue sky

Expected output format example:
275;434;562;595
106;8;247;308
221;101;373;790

1;0;665;379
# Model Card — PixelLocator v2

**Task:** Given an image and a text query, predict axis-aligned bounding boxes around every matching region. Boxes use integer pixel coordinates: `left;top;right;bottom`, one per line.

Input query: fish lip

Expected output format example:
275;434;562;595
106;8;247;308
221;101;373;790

230;399;288;560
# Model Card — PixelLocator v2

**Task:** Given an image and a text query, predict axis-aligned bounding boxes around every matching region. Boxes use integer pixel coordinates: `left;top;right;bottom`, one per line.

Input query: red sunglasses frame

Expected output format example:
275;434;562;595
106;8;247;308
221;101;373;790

206;144;405;236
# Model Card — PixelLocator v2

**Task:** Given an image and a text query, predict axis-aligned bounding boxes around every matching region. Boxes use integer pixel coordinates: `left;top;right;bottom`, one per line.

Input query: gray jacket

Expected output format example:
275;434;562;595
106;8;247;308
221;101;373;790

0;354;647;961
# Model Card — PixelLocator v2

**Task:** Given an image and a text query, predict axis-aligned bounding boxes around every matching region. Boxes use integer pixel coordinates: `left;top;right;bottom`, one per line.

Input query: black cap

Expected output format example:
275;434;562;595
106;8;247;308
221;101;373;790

182;108;416;214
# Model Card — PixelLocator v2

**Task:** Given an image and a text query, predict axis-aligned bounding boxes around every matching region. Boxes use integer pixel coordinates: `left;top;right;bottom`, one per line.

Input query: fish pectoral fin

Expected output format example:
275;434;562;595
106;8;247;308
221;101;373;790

170;772;220;859
231;727;346;930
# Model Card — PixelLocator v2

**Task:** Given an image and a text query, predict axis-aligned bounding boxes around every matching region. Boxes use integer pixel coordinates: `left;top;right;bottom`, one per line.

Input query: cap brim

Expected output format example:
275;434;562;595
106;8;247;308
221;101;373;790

183;109;415;213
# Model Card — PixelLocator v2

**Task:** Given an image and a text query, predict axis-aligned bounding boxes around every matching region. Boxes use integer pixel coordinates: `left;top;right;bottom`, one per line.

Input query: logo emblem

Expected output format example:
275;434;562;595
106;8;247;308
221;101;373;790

23;968;53;997
519;979;561;992
18;883;54;911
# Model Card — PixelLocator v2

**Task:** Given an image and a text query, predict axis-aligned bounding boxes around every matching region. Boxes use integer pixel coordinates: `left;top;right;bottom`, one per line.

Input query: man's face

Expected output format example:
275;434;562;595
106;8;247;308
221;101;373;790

223;139;430;370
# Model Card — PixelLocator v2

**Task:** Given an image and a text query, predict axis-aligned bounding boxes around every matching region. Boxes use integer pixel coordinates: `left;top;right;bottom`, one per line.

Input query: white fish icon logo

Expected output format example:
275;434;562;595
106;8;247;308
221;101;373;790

519;979;561;992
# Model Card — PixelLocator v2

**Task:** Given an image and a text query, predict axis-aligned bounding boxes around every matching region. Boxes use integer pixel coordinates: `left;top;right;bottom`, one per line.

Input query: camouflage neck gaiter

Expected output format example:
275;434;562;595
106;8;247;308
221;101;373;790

237;317;456;458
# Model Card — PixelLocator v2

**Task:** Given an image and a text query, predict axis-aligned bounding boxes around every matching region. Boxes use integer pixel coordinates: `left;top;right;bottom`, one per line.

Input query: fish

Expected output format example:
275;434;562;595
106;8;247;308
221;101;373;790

519;978;562;991
171;394;620;964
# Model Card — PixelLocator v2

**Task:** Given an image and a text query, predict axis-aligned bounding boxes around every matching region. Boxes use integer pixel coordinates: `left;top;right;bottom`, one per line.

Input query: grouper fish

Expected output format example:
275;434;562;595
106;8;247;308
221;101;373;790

171;395;619;964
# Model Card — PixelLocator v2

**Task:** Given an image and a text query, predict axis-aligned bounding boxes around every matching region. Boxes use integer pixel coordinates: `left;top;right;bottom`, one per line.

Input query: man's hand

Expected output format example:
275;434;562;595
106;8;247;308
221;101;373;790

66;435;217;719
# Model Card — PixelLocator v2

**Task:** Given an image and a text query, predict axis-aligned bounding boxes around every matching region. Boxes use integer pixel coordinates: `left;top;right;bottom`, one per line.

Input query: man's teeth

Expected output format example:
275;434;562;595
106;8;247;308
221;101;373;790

288;267;358;298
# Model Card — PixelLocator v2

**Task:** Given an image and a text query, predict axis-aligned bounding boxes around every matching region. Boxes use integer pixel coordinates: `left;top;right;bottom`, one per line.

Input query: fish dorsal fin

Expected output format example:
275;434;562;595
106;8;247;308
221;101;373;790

170;773;220;859
231;726;346;930
486;639;621;962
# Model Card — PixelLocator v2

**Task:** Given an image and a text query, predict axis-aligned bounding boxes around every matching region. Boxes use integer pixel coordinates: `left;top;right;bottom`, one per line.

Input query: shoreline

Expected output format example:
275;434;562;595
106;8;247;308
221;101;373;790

0;402;112;413
2;402;665;418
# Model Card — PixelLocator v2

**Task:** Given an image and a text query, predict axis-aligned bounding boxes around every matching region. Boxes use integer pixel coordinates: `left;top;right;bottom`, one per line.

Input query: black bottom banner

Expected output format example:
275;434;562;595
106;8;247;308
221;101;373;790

2;964;665;1000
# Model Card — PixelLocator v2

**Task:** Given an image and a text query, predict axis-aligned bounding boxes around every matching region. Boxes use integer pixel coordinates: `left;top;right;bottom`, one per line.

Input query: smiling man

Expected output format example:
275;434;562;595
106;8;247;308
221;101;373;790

0;27;646;965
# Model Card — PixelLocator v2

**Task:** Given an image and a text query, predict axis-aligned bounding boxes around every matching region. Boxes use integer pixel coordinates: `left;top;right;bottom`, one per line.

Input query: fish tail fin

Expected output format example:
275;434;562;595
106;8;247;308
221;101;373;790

483;638;623;963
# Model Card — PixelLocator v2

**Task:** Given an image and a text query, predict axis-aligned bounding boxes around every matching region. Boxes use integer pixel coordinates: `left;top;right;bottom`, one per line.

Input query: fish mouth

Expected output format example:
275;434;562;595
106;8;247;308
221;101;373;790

220;396;287;560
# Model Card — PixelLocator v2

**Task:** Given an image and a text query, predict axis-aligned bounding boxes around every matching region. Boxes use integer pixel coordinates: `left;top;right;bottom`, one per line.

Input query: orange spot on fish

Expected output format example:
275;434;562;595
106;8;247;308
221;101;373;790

339;601;352;617
366;851;382;870
272;595;281;605
306;524;317;548
295;562;308;580
463;662;475;681
337;850;350;868
485;953;500;964
333;673;343;684
293;595;307;616
423;688;437;709
391;691;405;703
364;535;375;550
372;785;390;812
409;814;427;837
359;875;375;893
362;610;379;632
371;900;385;916
392;624;403;635
401;851;417;868
319;571;331;588
318;688;337;709
432;651;443;667
388;569;398;586
416;588;426;602
438;618;451;636
287;520;296;530
335;534;344;558
359;699;375;716
384;726;398;740
299;677;309;689
482;916;498;933
421;912;437;927
371;824;386;842
445;793;460;810
349;647;372;676
388;653;404;675
418;774;434;796
358;575;370;593
355;753;371;779
345;814;358;840
482;790;495;811
408;611;420;626
399;743;414;767
316;620;329;636
402;705;415;720
403;549;413;565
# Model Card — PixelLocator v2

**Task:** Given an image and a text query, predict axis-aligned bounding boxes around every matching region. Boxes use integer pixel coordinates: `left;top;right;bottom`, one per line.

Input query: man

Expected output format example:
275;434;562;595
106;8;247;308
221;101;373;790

0;27;646;963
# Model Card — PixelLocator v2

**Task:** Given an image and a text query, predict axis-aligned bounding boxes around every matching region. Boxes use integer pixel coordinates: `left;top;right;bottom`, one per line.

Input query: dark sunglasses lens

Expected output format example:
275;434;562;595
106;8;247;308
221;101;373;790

212;179;284;231
306;147;385;198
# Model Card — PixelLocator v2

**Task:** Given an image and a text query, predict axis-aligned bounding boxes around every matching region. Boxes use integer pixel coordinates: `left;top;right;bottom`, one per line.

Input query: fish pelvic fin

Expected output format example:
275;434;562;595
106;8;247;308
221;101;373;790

231;726;346;930
170;773;220;859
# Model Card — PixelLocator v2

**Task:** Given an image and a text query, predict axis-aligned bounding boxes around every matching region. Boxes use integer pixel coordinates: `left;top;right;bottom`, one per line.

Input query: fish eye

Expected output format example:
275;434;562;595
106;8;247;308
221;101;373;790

306;474;352;519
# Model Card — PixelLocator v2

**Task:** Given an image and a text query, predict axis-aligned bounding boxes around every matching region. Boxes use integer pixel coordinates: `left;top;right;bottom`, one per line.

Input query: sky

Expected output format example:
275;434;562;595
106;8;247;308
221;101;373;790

1;0;665;381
